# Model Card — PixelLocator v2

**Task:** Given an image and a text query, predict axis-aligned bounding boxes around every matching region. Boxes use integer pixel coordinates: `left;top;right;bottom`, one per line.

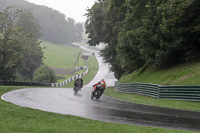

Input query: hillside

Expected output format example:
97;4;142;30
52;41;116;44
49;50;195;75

0;0;83;44
119;61;200;85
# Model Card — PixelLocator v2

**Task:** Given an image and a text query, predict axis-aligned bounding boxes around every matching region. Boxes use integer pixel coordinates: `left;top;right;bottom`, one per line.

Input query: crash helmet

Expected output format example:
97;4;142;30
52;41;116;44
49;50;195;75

100;79;106;85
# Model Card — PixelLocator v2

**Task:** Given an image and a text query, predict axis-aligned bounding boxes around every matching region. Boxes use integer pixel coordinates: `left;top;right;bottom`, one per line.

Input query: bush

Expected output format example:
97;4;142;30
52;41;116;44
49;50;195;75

33;65;57;83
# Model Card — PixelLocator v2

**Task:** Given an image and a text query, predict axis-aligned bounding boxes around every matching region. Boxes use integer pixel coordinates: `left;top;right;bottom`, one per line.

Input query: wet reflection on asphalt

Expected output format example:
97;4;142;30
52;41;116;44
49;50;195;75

3;87;200;131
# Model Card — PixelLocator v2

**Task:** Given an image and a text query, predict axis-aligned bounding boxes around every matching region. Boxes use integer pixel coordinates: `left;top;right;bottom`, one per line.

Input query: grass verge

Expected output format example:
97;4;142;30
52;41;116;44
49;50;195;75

0;86;197;133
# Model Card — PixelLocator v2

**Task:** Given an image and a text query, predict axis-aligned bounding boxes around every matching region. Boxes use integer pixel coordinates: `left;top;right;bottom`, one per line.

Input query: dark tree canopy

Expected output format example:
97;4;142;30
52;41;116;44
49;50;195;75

86;0;200;79
0;7;44;81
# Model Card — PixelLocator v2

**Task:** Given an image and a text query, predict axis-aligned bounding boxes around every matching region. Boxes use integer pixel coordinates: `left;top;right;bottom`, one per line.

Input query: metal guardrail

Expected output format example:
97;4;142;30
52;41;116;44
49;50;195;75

115;82;159;98
159;85;200;102
115;82;200;102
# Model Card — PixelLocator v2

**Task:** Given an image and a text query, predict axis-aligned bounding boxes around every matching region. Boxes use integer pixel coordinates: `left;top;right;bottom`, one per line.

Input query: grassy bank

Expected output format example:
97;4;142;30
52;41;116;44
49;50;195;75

0;86;197;133
119;61;200;85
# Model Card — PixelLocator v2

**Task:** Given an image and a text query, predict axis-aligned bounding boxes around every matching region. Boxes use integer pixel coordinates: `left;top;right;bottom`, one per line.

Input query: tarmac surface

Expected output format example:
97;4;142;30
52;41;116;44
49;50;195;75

2;43;200;131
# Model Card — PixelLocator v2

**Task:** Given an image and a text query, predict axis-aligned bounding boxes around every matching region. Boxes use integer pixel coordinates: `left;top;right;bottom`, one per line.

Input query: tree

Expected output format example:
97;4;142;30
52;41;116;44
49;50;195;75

85;0;104;46
16;36;44;81
0;7;25;80
74;23;83;42
0;6;43;80
86;0;200;77
116;0;149;72
15;10;44;81
156;0;200;66
85;0;125;79
16;10;43;39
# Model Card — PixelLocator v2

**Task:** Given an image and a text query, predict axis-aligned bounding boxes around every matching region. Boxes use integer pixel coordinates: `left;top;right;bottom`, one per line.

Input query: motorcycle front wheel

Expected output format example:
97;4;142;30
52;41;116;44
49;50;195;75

91;93;94;99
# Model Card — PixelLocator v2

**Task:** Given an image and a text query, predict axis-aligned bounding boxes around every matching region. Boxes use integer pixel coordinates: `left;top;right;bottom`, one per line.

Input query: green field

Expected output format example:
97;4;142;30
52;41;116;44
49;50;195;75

41;41;85;68
40;41;90;82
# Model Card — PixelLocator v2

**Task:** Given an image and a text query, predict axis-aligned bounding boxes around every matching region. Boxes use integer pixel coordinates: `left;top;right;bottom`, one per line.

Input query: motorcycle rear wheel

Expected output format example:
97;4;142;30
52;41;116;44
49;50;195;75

74;87;79;94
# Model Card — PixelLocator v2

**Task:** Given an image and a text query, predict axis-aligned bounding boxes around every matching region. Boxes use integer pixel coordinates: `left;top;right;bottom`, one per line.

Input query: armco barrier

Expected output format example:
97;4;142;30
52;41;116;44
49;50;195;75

159;85;200;102
115;82;159;98
115;82;200;102
51;67;89;87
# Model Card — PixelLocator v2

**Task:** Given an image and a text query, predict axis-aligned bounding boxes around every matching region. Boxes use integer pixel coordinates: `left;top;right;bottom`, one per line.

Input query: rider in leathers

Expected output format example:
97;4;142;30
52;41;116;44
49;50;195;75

74;76;83;91
93;79;106;95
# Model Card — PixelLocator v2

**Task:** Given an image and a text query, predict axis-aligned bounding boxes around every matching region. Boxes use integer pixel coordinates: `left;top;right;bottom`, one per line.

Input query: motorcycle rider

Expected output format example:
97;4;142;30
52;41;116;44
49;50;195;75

93;79;106;95
73;76;83;91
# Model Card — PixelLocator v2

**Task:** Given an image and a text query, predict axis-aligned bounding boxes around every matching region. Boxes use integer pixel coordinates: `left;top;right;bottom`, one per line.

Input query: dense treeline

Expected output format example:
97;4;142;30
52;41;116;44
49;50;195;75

0;0;83;44
0;7;57;82
0;7;43;81
85;0;200;79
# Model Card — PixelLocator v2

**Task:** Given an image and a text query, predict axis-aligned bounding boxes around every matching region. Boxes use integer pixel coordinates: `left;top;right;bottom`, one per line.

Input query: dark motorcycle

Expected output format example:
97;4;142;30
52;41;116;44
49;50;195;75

73;78;83;94
91;85;104;100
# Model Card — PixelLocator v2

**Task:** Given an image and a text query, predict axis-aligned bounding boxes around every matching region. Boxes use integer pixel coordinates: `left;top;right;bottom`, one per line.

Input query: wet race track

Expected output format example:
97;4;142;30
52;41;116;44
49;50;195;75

2;43;200;132
2;87;200;131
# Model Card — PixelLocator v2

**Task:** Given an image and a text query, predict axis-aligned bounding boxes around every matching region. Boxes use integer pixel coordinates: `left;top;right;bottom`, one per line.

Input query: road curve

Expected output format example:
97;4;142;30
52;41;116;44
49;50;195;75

2;87;200;131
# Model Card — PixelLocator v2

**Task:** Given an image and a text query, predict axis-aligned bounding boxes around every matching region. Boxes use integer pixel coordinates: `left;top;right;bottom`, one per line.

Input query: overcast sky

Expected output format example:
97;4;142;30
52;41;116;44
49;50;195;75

25;0;96;22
